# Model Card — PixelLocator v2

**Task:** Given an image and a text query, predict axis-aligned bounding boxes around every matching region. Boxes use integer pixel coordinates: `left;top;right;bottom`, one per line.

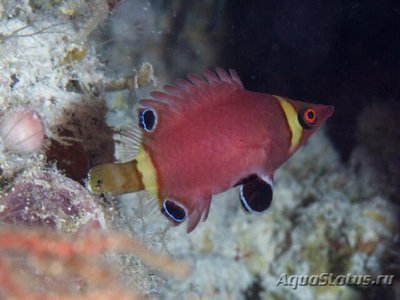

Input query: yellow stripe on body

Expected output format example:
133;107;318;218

136;146;159;198
274;96;303;153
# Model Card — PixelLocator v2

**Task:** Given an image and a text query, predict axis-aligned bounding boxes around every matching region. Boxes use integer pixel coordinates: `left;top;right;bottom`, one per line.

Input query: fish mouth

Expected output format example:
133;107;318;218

323;105;335;118
318;104;335;122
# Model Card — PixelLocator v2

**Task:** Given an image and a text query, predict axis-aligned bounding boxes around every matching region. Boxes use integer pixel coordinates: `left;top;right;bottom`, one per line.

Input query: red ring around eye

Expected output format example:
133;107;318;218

303;108;317;124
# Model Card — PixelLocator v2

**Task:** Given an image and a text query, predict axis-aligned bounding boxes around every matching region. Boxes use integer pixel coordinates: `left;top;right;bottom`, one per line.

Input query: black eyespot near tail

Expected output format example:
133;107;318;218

239;175;273;213
139;108;157;132
161;199;187;223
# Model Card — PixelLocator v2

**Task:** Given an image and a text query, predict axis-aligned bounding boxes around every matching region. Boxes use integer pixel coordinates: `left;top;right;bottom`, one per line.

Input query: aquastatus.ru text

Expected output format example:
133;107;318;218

276;273;395;290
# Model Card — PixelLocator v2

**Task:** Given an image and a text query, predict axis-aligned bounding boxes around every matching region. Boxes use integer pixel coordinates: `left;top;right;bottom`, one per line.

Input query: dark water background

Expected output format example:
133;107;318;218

222;0;400;161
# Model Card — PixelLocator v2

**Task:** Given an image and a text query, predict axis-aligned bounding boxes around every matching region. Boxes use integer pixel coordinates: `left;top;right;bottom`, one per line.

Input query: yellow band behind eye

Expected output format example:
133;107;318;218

136;146;158;198
274;96;303;153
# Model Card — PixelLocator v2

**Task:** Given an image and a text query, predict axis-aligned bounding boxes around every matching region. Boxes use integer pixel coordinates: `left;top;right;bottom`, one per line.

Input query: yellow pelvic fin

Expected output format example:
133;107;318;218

88;160;144;195
275;95;303;153
135;146;158;198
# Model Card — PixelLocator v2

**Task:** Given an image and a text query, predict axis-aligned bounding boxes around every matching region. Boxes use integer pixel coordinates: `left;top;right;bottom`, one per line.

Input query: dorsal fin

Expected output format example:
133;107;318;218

139;68;244;115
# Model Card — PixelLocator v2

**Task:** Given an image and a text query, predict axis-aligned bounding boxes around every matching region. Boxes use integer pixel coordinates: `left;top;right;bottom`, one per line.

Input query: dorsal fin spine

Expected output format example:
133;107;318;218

216;67;232;83
204;70;220;84
187;73;206;87
139;68;244;113
228;69;243;87
163;85;181;96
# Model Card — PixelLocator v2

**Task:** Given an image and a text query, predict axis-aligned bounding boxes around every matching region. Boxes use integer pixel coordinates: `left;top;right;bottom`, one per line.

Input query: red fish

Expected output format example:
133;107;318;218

88;68;334;232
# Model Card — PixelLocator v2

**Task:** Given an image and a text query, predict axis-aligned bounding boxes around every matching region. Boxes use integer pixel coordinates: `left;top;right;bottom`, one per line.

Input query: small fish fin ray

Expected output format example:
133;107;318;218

87;160;144;195
114;121;142;162
139;68;244;114
202;198;211;222
131;192;161;220
238;174;273;214
187;196;212;233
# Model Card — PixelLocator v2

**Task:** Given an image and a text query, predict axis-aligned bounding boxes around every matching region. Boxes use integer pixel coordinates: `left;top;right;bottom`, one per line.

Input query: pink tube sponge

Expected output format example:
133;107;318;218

0;109;45;154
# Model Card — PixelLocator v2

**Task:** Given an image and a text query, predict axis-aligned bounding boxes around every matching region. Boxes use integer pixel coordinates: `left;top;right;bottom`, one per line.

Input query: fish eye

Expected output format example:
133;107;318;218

139;108;157;132
161;199;187;223
298;107;318;130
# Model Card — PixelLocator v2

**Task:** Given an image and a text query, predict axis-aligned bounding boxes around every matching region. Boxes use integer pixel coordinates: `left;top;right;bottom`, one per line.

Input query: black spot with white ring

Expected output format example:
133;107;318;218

161;199;187;223
139;108;157;132
239;175;273;214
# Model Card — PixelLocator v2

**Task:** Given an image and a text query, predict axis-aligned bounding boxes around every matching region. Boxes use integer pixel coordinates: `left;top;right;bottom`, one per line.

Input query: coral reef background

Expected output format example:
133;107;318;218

0;0;399;299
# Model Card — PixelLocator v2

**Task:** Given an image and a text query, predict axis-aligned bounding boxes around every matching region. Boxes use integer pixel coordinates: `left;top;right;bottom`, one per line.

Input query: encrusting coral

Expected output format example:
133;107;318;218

0;166;105;231
0;1;187;299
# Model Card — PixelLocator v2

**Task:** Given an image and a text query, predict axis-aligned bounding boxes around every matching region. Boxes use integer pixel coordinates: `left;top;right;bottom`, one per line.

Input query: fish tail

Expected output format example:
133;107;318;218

87;160;144;195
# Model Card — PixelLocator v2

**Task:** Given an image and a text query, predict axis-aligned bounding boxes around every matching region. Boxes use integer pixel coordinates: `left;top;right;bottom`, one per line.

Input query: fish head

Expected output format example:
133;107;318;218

295;101;335;143
277;96;334;152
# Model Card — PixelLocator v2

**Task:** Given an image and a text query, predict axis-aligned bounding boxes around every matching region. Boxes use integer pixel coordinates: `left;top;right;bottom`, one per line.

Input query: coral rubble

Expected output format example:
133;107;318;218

0;1;185;299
